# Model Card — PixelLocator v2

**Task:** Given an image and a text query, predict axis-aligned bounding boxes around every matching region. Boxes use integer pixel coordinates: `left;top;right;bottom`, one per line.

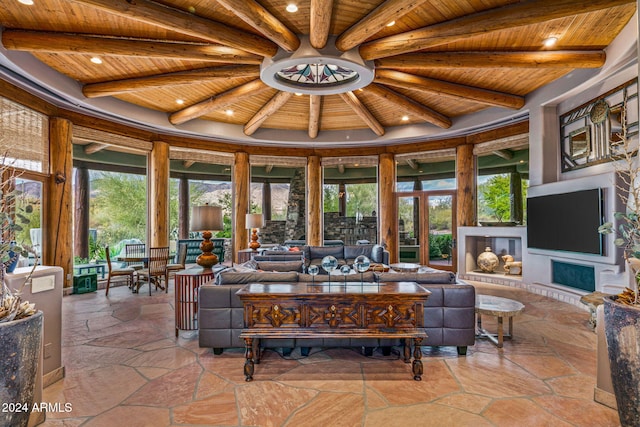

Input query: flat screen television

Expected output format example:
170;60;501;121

526;188;604;255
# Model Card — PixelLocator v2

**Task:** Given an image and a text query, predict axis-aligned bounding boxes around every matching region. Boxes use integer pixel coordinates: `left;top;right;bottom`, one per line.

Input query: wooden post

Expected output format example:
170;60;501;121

233;152;250;262
456;144;476;226
262;181;272;221
338;182;346;217
307;155;322;246
148;140;170;248
178;175;189;239
46;117;73;287
379;153;397;262
73;167;89;259
510;172;523;224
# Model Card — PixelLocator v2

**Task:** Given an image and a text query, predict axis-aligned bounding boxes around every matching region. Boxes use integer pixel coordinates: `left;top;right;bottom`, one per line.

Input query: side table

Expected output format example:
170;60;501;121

174;267;218;337
475;294;525;348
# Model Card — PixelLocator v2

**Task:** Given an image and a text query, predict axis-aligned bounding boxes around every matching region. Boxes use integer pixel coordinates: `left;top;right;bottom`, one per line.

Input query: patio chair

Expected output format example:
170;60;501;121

105;245;135;296
124;243;146;270
136;246;170;296
166;243;187;292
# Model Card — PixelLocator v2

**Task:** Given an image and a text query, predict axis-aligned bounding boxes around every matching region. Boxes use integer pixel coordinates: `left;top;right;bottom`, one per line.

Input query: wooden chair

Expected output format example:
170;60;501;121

136;246;170;295
165;243;187;292
124;243;146;270
105;245;135;296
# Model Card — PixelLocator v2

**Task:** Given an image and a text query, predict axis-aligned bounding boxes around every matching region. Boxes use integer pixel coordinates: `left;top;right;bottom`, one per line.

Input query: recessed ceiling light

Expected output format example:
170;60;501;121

295;92;302;96
354;163;359;167
286;3;298;13
225;109;234;116
18;0;34;4
90;57;102;64
386;21;395;27
401;115;409;121
543;37;558;47
176;99;184;105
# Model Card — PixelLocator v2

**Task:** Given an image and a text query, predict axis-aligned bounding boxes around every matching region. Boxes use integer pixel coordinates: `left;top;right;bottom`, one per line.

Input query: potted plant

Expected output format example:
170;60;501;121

0;142;41;427
597;98;640;427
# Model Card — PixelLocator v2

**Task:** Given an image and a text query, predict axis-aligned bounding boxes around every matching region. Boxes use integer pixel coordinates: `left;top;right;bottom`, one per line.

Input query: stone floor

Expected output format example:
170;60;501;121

40;280;620;426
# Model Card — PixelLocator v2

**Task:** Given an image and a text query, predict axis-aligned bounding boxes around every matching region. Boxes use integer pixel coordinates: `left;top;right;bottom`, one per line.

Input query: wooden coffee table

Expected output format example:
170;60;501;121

475;294;525;348
238;282;430;381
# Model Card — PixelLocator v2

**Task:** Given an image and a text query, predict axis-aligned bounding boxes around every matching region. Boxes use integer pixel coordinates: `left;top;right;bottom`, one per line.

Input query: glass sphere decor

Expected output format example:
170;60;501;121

321;256;338;273
353;255;371;273
340;264;351;284
308;264;319;284
477;246;499;273
321;255;338;285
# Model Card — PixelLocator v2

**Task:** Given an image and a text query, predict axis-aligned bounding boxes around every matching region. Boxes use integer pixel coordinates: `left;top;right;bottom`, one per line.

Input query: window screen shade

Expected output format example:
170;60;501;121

0;97;48;173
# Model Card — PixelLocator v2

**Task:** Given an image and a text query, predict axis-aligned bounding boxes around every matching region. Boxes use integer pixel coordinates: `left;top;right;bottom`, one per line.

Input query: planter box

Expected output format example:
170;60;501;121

73;273;97;294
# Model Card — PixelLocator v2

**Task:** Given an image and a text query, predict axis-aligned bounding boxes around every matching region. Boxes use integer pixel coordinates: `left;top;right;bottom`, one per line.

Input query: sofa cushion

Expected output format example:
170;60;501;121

256;260;304;272
215;271;299;285
344;244;373;261
306;245;344;261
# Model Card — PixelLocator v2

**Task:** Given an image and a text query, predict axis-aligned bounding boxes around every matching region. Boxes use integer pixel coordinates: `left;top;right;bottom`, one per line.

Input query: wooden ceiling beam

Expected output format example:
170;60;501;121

1;30;262;64
265;164;274;173
309;95;322;139
216;0;300;52
183;160;196;168
310;0;334;49
336;0;429;52
359;0;634;60
244;91;294;135
83;65;260;98
375;69;524;110
170;79;271;125
338;92;384;136
83;143;109;155
72;0;278;57
364;83;452;129
375;51;607;69
492;149;514;160
337;164;345;174
406;159;419;170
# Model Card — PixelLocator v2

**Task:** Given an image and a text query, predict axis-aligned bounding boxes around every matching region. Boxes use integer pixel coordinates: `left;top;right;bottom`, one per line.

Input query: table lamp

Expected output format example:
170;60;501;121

246;213;265;251
191;204;224;269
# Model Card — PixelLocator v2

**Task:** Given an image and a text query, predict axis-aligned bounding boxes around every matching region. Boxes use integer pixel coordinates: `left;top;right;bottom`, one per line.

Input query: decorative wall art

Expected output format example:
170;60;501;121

560;79;639;172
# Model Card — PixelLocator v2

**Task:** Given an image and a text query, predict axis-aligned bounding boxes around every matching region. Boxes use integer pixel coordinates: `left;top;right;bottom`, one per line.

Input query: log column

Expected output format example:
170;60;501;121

338;183;346;216
148;140;170;248
307;155;322;246
262;181;271;221
46;117;73;287
456;144;476;226
73;167;90;259
510;172;523;224
178;176;189;239
233;152;250;263
379;152;397;262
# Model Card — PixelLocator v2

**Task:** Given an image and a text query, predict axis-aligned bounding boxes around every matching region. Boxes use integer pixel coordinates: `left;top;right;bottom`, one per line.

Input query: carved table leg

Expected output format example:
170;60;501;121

244;337;255;382
412;337;424;381
403;338;411;363
254;338;261;364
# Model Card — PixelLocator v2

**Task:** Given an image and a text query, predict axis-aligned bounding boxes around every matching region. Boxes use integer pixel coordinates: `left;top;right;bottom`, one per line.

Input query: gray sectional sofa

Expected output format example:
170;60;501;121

303;243;390;268
198;269;476;356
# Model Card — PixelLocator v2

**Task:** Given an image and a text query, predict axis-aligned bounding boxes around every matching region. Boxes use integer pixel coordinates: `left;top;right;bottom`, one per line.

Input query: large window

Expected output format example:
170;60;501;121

476;144;529;225
323;157;378;245
250;156;306;245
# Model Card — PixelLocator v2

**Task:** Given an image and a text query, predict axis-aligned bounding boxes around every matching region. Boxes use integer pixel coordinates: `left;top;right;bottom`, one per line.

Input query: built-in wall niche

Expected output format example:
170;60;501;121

457;226;526;283
560;78;638;172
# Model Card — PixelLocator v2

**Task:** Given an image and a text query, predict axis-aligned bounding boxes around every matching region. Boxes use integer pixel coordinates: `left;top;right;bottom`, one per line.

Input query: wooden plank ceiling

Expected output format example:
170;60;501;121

0;0;635;141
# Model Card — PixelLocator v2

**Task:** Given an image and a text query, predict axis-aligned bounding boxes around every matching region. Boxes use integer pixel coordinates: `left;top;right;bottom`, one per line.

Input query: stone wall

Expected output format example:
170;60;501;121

323;213;377;245
285;168;306;240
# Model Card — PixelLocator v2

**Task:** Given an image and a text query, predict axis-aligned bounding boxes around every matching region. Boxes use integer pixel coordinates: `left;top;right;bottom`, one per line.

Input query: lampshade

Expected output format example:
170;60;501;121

245;213;265;229
191;204;223;232
190;204;224;269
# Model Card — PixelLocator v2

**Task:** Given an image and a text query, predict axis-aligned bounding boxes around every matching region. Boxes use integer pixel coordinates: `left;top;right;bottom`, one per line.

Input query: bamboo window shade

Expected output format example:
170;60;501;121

0;97;48;173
